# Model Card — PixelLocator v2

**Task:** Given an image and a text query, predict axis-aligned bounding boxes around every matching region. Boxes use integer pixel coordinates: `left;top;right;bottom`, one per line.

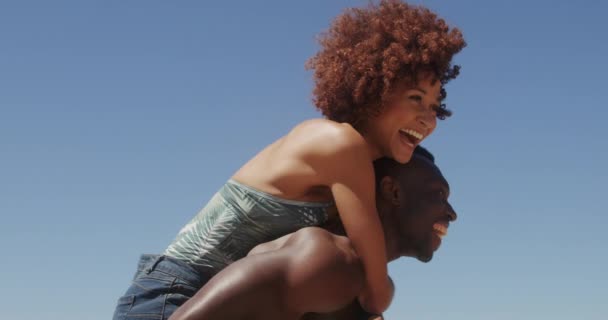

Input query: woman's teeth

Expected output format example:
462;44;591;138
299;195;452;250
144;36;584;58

400;129;423;141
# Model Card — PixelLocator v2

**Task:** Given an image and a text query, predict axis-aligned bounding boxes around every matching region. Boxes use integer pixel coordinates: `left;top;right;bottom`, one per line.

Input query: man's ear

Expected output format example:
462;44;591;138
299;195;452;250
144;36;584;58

379;176;401;206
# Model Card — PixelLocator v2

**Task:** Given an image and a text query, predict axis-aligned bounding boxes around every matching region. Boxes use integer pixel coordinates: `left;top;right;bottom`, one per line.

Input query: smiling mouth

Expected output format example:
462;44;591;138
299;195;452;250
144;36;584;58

432;222;448;238
399;129;423;146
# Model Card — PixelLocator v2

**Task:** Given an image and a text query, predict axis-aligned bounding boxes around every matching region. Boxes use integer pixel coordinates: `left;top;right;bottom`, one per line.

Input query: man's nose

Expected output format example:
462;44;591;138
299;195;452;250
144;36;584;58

447;204;457;221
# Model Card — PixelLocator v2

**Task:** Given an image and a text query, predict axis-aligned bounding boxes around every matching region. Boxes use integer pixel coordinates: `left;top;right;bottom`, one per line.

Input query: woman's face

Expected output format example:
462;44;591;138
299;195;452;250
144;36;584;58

365;74;442;163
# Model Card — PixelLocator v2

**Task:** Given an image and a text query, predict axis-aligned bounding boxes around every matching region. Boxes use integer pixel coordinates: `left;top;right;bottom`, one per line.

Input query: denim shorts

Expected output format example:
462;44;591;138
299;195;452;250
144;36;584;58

112;254;212;320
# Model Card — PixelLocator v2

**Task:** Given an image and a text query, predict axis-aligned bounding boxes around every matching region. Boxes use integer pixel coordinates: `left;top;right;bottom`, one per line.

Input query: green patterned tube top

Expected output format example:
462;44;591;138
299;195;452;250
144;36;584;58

164;179;332;276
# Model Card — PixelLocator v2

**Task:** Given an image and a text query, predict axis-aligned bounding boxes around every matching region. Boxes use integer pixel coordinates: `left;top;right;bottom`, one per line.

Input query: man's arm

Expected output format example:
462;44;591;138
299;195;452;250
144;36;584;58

303;302;379;320
169;227;366;320
303;277;394;320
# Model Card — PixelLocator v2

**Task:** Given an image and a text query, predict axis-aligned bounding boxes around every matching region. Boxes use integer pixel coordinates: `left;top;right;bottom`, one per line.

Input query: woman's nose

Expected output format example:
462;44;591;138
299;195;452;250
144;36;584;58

418;109;437;131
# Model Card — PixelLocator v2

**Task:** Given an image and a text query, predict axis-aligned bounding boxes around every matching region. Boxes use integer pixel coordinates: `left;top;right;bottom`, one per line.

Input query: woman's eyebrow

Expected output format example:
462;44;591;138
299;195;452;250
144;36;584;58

412;88;441;105
413;88;427;94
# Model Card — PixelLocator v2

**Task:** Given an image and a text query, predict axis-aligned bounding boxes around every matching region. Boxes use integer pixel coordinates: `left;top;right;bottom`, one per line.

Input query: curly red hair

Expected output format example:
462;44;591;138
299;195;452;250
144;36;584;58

306;0;466;127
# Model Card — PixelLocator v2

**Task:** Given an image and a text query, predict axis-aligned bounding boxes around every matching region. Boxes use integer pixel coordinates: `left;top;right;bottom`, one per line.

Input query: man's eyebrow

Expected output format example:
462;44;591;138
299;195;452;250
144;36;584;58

441;180;451;197
425;179;450;193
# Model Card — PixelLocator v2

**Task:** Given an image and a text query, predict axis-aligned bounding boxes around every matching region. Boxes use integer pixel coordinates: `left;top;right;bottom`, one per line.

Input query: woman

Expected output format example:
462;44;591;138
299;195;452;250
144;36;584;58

112;1;465;319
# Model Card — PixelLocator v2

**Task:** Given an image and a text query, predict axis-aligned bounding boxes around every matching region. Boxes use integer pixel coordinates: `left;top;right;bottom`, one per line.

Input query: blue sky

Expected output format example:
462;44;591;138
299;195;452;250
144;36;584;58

1;1;606;319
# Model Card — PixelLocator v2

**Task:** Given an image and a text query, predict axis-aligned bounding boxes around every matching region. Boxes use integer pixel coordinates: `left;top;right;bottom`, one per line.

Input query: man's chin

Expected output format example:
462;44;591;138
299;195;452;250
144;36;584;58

415;238;438;262
416;252;434;263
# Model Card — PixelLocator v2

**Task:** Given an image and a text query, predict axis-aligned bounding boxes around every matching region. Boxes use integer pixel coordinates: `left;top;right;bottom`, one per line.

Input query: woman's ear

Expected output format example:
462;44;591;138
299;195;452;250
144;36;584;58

379;176;401;206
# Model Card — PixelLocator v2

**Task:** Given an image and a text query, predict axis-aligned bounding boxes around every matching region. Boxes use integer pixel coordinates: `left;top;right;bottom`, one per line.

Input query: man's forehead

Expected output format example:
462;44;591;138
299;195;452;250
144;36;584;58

399;155;448;188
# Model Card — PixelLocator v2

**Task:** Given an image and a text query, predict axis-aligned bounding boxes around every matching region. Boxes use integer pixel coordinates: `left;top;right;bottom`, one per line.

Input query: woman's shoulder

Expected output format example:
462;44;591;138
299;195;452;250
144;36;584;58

282;119;372;179
293;118;355;133
288;119;367;151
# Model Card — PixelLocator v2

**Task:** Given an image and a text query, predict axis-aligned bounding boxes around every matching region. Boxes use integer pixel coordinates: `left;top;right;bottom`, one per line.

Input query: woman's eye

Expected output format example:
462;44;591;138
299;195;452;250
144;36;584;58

409;95;422;103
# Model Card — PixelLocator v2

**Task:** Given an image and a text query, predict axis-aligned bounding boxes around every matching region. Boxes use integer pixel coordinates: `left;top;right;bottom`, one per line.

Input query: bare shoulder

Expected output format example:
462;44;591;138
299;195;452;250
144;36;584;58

249;227;363;288
284;119;373;185
280;227;365;314
290;227;358;261
232;119;368;195
286;119;368;156
292;119;358;138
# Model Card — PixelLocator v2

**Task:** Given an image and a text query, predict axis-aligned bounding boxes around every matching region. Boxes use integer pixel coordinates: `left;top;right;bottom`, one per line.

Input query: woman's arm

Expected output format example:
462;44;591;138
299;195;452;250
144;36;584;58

307;123;392;314
329;155;391;314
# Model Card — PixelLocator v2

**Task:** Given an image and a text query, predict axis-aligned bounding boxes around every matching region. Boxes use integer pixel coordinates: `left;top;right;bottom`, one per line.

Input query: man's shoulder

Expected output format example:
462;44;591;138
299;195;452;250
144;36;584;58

251;227;364;284
281;227;366;314
290;227;351;250
288;227;363;276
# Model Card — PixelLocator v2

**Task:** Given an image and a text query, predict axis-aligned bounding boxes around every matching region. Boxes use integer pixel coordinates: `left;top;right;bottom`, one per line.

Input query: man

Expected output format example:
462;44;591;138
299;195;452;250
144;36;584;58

169;147;457;320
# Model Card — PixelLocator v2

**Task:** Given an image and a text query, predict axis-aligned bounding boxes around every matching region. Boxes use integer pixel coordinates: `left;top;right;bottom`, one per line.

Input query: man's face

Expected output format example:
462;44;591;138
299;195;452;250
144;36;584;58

395;155;457;262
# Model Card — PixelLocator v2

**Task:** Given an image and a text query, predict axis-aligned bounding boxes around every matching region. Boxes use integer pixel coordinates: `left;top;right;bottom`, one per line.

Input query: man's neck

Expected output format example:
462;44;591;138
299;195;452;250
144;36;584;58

380;210;402;261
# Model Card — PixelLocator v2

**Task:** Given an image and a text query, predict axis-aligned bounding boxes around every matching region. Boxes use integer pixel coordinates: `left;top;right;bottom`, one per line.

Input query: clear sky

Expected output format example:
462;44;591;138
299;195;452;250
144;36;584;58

1;1;607;319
